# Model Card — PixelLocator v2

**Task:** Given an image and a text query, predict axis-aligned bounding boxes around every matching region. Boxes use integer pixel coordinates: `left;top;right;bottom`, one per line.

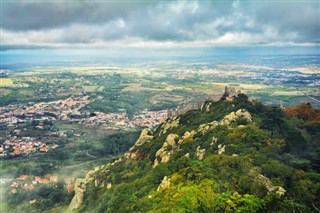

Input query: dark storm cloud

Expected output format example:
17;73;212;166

2;1;148;30
2;0;320;49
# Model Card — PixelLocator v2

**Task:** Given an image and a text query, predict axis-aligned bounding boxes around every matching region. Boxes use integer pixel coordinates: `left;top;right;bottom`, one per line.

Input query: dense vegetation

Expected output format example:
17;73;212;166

2;131;140;213
285;102;320;122
76;95;320;213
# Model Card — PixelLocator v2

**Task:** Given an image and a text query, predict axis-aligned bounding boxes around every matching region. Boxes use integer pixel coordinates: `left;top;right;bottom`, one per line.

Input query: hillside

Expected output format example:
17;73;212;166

68;94;320;213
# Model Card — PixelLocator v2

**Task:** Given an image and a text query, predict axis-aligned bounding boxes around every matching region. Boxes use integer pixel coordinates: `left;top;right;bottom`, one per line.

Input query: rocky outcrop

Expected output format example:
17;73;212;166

198;121;219;134
129;128;153;151
256;174;286;196
129;129;153;152
218;144;226;155
198;109;252;134
166;133;178;148
204;102;213;112
236;109;252;122
68;179;86;211
219;109;252;125
195;146;206;160
124;150;146;160
200;101;214;112
68;157;123;210
178;130;197;144
157;176;171;191
154;134;179;167
159;117;180;135
249;168;286;196
210;137;218;146
125;129;153;160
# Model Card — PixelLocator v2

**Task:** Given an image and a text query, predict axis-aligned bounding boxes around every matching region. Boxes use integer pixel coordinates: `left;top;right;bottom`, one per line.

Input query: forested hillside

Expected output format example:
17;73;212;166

67;94;320;213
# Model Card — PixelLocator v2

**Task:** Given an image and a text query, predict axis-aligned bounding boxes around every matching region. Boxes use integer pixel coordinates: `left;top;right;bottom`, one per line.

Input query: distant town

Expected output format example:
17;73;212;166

0;95;169;158
2;174;75;197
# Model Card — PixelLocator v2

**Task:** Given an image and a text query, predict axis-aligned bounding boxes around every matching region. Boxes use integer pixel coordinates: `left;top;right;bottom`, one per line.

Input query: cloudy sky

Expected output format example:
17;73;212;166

1;0;320;55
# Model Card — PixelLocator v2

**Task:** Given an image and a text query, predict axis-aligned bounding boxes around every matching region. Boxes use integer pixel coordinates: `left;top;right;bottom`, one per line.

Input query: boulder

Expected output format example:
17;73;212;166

274;186;286;196
182;131;191;139
184;153;190;159
235;109;243;116
129;128;153;151
166;134;179;148
106;183;112;190
154;134;179;167
161;154;171;163
153;159;159;168
157;176;171;191
196;146;206;160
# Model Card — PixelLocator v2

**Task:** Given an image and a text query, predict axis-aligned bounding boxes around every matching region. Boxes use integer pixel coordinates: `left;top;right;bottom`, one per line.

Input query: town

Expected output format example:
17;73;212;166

0;95;170;158
7;174;75;197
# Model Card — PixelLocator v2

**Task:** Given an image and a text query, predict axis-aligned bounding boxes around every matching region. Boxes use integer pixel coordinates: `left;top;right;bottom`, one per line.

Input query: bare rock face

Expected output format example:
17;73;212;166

159;117;180;135
154;134;179;167
157;176;171;191
68;157;123;210
68;179;86;211
129;128;153;151
249;168;286;196
196;146;206;160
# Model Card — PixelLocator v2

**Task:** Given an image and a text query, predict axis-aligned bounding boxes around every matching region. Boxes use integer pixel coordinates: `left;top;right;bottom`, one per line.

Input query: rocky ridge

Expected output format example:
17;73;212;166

66;96;320;212
69;105;255;210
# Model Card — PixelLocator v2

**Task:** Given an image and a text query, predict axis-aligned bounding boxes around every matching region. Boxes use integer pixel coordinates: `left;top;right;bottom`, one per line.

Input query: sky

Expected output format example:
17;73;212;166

1;0;320;63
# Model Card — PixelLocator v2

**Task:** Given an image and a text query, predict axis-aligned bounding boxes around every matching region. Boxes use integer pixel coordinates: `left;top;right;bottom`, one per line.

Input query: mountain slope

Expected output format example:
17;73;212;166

69;94;320;213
